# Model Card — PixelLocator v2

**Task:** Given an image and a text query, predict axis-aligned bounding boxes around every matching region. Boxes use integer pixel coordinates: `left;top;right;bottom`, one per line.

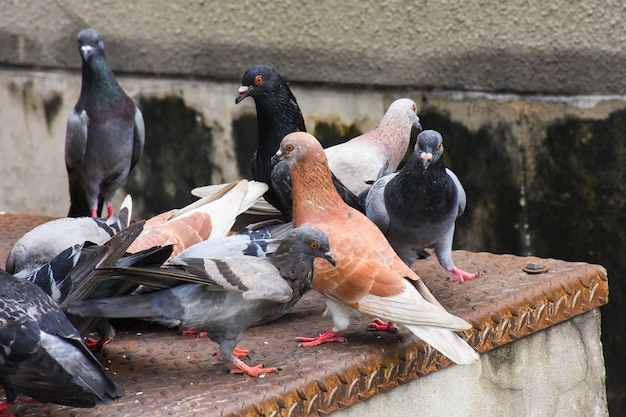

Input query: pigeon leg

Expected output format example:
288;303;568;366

106;203;114;218
215;347;250;360
180;329;208;338
0;399;16;417
296;329;346;347
90;207;99;218
230;358;278;377
85;336;111;350
448;266;486;283
368;318;399;333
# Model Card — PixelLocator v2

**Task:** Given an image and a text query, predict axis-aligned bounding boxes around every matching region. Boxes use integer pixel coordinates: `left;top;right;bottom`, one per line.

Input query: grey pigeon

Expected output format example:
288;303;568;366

6;195;131;276
235;64;362;220
365;129;485;282
0;270;124;414
66;224;335;377
66;28;144;218
325;98;422;195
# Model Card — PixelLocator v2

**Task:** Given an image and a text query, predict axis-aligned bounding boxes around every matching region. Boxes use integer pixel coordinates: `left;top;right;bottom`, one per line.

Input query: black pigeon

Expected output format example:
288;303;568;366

364;130;485;282
66;224;335;377
0;270;124;414
66;28;144;218
235;64;362;220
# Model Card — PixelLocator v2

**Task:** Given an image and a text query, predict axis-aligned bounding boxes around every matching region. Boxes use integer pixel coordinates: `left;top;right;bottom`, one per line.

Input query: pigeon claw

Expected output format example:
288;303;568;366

180;329;208;338
368;318;399;333
230;358;278;378
296;329;346;347
448;267;486;283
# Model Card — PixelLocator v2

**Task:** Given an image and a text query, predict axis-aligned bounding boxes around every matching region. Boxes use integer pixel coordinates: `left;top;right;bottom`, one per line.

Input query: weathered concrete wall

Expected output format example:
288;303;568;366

2;1;626;94
333;310;608;417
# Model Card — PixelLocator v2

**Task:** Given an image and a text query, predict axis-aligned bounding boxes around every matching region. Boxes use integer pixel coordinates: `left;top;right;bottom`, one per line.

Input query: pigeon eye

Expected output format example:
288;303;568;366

310;241;320;249
437;143;443;150
412;104;417;112
254;75;264;85
285;143;294;152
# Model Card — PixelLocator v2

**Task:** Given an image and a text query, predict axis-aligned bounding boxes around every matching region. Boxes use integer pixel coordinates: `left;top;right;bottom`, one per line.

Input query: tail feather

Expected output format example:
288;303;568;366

66;295;164;320
404;324;479;365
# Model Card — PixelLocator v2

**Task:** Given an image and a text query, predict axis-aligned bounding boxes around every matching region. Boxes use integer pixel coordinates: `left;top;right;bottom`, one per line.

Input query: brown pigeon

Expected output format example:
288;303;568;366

275;132;479;365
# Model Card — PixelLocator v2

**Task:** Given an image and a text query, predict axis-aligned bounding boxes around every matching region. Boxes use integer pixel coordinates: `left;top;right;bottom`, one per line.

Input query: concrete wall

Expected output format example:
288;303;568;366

2;1;626;94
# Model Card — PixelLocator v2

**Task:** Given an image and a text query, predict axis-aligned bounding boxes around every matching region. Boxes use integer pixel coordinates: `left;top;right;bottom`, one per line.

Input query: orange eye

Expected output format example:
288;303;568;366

310;241;320;249
254;75;263;85
412;104;417;112
437;142;443;150
285;143;294;151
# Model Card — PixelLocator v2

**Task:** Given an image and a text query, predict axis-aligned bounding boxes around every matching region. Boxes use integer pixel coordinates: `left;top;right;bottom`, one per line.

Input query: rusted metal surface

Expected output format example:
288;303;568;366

0;213;609;417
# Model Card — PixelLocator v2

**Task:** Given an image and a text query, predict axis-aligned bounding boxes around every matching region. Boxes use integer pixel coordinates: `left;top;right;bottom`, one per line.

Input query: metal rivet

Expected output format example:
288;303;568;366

523;258;549;274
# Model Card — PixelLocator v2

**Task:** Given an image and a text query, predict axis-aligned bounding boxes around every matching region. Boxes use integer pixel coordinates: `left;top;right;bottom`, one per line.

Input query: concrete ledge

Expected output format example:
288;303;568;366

0;214;609;417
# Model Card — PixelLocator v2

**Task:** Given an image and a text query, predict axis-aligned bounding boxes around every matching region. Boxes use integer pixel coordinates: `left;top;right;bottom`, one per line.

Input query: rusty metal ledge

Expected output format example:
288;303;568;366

0;213;609;417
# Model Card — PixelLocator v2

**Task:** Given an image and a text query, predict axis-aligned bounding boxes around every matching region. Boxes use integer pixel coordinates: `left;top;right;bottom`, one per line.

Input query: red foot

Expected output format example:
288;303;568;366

295;329;346;347
85;337;111;350
215;347;250;359
0;399;16;417
180;329;208;338
90;208;98;218
106;204;114;218
230;358;278;377
448;267;486;283
368;318;399;333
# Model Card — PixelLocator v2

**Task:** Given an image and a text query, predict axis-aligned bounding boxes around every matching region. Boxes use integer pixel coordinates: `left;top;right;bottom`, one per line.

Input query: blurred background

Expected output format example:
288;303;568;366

1;1;625;414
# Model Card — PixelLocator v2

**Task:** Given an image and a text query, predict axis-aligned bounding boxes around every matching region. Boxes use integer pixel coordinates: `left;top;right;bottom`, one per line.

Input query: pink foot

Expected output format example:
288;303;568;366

180;329;209;338
230;358;278;377
368;318;399;333
296;329;346;347
90;207;98;218
448;266;486;283
216;347;250;360
106;203;114;218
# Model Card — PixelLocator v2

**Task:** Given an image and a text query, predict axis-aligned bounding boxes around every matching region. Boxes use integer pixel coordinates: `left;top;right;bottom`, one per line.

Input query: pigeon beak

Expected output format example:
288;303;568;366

272;149;283;165
413;117;423;133
235;86;251;104
324;252;336;267
80;45;93;61
420;152;433;169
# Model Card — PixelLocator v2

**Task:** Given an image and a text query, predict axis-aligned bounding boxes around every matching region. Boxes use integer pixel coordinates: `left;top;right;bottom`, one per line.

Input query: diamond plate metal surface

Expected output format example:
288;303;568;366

0;213;608;417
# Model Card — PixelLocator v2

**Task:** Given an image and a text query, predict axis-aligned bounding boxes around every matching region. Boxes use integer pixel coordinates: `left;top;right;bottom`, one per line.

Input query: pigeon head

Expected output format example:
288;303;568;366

77;29;105;63
388;98;423;132
275;132;327;168
235;64;288;104
278;224;335;267
414;130;444;169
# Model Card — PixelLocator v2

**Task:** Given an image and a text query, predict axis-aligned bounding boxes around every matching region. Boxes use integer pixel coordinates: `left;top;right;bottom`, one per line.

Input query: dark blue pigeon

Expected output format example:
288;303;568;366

364;130;485;282
66;224;335;377
65;28;144;218
235;64;362;220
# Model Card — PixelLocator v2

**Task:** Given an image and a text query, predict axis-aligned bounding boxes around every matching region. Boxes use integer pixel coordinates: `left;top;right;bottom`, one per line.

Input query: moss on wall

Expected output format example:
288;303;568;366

123;96;217;219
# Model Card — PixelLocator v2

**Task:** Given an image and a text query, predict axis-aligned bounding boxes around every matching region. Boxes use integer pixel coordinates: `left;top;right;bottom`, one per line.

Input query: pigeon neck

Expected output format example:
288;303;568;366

81;57;123;100
254;85;306;158
269;251;314;305
291;158;344;225
370;109;414;170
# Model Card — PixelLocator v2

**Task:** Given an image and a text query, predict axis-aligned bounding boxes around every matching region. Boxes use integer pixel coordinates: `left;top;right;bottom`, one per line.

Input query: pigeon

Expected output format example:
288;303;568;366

274;132;479;365
235;64;362;220
126;180;268;259
365;130;485;283
0;270;124;414
66;224;336;377
325;98;422;195
66;28;144;218
5;195;132;276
